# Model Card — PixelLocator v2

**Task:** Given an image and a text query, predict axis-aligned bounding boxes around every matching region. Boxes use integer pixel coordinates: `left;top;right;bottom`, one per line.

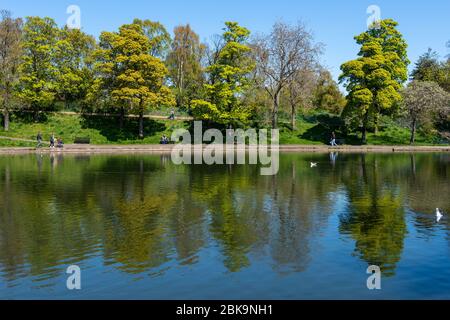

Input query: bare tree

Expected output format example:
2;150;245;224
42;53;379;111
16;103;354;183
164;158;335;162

252;21;322;128
0;10;22;131
402;81;449;144
285;67;318;129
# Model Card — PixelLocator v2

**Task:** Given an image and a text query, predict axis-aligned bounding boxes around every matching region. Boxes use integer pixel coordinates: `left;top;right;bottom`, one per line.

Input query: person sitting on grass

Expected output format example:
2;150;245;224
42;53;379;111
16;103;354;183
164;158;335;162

56;138;64;148
160;135;170;144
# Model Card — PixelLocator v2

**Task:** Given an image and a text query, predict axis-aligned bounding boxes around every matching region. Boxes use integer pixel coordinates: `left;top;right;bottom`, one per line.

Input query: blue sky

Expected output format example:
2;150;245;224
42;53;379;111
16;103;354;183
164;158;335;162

2;0;449;83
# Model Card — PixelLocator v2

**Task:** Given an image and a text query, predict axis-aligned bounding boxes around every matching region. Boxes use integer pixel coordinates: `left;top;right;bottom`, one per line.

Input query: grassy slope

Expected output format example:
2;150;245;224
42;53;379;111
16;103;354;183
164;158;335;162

0;113;188;145
278;113;443;145
0;112;445;146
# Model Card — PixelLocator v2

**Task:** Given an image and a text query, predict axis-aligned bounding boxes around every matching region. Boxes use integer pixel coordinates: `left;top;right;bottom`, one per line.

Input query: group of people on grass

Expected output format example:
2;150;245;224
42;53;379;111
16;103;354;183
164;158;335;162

160;135;170;144
36;132;63;149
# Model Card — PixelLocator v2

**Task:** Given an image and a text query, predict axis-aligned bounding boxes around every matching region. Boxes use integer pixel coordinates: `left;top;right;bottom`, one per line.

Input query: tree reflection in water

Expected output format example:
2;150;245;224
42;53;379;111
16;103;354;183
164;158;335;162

0;152;448;287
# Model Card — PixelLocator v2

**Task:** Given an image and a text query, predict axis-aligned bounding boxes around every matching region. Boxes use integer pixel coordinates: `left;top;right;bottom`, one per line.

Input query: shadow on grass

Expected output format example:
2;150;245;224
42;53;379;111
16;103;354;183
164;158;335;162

12;110;49;123
80;115;166;142
299;114;346;144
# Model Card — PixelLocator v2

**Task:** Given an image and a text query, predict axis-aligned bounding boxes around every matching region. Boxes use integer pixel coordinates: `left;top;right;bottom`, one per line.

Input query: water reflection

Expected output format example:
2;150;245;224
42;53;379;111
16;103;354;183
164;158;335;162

0;152;449;295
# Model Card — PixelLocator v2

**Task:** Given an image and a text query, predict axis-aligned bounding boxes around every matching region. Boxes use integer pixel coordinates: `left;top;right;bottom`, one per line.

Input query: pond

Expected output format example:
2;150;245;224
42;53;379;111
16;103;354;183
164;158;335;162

0;152;449;299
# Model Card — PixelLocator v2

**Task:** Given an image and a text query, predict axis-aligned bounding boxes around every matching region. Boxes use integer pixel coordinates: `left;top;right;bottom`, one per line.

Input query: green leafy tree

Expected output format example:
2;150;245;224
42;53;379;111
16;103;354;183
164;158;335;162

339;19;409;143
17;16;60;120
411;49;442;82
91;22;174;137
313;69;347;115
55;27;96;110
166;24;205;109
411;48;449;93
132;19;171;59
191;22;254;127
0;10;22;131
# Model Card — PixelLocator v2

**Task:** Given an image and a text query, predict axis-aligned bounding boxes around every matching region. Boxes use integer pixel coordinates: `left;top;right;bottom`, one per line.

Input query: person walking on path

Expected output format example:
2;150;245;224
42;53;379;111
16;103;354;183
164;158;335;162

50;134;55;148
330;131;338;147
169;109;175;120
36;132;43;148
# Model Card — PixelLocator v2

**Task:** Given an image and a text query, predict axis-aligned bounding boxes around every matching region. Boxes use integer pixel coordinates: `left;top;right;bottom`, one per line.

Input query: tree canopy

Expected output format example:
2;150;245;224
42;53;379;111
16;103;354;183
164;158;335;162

340;19;409;143
191;22;254;127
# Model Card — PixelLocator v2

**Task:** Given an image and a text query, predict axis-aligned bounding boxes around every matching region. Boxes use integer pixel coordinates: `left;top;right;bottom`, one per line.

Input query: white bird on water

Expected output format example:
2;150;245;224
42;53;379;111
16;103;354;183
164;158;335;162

310;162;318;168
436;208;443;222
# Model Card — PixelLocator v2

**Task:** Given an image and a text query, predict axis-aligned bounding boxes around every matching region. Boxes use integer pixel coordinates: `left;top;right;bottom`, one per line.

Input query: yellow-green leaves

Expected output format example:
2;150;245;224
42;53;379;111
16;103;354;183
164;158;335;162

192;22;254;126
17;16;59;113
92;21;174;116
339;19;409;141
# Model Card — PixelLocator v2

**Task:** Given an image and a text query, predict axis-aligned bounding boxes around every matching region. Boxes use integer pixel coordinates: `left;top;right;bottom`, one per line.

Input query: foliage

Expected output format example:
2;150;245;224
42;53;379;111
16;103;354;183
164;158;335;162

339;19;409;143
0;10;22;131
313;69;346;114
401;81;449;144
16;16;60;118
55;27;96;110
90;21;175;137
191;22;254;127
411;48;449;92
132;19;171;59
166;24;205;109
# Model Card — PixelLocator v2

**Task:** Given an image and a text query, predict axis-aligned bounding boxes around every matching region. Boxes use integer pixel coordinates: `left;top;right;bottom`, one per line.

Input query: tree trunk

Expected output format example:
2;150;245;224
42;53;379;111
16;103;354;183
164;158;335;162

361;112;369;144
32;103;39;122
138;111;144;139
410;118;416;145
272;93;280;129
361;126;367;144
291;104;296;130
119;107;125;130
374;113;379;136
3;109;9;131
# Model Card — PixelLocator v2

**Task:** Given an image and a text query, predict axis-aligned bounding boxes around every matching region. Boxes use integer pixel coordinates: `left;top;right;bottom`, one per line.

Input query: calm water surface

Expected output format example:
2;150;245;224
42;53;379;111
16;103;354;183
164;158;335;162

0;152;449;299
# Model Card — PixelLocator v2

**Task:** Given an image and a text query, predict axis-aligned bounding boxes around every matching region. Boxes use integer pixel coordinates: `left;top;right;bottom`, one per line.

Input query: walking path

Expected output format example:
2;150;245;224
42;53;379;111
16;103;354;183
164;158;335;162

0;135;37;143
5;110;193;121
0;144;449;154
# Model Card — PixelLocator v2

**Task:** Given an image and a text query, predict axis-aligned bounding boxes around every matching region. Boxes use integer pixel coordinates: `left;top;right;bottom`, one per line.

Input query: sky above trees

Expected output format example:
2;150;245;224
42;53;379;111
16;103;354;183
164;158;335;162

2;0;449;84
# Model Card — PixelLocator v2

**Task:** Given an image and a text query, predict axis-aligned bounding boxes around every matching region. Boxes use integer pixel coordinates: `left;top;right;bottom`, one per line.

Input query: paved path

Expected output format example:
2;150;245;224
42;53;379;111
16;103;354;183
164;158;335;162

0;135;36;143
0;144;449;154
5;109;193;121
58;111;194;121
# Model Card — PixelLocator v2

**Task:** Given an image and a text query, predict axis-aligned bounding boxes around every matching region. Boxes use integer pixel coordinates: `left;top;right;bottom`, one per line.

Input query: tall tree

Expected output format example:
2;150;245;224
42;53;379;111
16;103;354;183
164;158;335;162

91;22;174;137
166;24;205;109
55;27;96;110
252;21;322;129
0;10;22;131
191;22;254;127
17;16;60;120
339;19;409;143
402;81;449;144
